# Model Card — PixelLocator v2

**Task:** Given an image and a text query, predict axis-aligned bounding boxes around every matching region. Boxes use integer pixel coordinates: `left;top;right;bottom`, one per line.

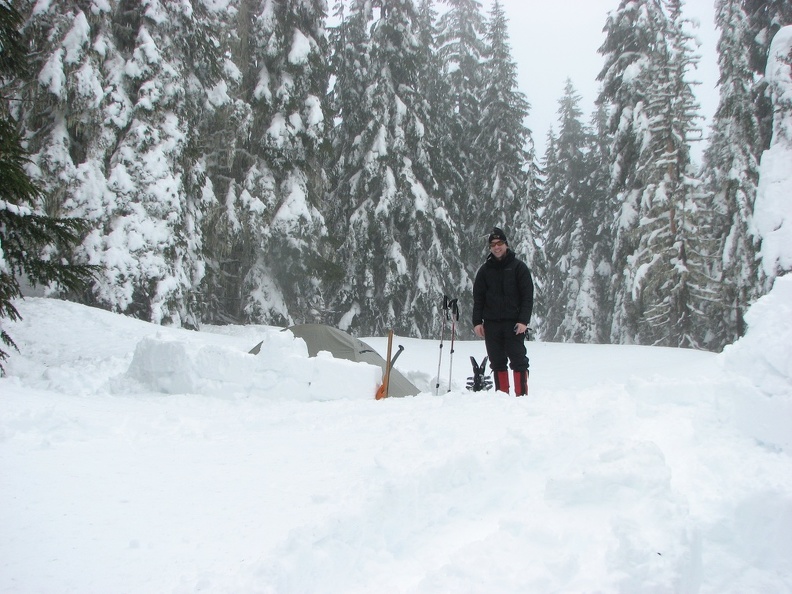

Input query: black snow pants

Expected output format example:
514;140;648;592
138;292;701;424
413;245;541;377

483;320;530;372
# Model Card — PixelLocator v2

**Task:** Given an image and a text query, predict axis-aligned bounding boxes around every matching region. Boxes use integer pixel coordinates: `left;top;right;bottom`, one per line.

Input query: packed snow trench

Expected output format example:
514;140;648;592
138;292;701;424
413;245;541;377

1;279;791;593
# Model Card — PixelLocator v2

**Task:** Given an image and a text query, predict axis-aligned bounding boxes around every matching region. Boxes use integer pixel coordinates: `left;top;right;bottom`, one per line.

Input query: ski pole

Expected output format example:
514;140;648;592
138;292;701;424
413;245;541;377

435;295;450;395
447;298;459;392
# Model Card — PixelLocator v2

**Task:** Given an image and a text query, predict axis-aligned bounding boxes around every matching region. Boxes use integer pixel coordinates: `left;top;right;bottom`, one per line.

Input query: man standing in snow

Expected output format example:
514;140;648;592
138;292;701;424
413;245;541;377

472;227;534;396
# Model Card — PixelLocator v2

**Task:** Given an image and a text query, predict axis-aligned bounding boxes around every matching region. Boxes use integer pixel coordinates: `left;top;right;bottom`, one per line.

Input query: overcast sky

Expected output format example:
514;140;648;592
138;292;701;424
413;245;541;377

495;0;720;163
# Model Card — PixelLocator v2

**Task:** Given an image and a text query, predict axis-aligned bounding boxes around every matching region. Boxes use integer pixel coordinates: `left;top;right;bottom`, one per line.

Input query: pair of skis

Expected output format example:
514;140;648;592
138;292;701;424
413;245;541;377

435;295;459;394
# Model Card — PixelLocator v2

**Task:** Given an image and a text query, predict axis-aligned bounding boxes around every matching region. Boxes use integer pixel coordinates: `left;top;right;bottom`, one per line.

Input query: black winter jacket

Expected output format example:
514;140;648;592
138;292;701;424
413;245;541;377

472;250;534;326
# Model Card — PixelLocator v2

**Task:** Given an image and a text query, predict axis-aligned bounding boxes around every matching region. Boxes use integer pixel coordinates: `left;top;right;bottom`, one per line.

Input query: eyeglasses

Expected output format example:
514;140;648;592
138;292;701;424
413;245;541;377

489;241;505;248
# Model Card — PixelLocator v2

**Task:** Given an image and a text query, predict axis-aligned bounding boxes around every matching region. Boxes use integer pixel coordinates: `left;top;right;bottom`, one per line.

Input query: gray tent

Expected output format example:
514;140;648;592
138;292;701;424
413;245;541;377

282;324;420;398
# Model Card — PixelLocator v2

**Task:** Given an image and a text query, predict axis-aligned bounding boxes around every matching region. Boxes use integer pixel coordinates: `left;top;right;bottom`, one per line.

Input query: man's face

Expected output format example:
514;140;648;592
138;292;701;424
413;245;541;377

489;240;507;259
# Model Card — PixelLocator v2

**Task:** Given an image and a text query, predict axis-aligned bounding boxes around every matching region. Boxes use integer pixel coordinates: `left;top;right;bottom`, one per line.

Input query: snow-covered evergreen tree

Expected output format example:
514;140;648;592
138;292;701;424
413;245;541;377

18;0;222;327
477;0;540;275
634;0;706;348
416;0;465;267
598;0;705;347
436;0;488;256
743;0;792;155
202;0;331;326
326;0;371;231
598;0;667;344
543;80;595;342
327;0;468;338
754;25;792;291
520;136;547;339
542;86;612;345
584;102;616;343
699;0;762;347
0;0;95;372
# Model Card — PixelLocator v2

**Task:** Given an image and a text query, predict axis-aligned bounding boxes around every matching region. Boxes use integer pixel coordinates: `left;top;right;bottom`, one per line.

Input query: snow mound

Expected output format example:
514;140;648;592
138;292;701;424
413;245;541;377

720;275;792;452
126;328;382;401
722;275;792;397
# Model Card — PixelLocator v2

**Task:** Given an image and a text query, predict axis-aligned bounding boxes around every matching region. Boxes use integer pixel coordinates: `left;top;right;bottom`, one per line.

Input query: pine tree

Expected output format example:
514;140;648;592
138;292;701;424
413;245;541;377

598;0;704;347
743;0;792;154
633;0;706;348
585;102;616;343
699;0;761;348
327;0;468;338
200;0;331;326
754;23;792;291
326;0;373;232
0;0;95;373
436;0;488;249
194;1;255;324
598;0;668;344
516;139;547;338
416;0;463;257
541;106;565;341
543;80;595;342
18;0;222;327
541;88;612;345
477;0;539;266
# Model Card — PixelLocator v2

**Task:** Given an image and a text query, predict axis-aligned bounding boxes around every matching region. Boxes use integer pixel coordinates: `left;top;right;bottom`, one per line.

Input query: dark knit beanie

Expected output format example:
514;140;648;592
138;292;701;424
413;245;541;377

488;227;508;244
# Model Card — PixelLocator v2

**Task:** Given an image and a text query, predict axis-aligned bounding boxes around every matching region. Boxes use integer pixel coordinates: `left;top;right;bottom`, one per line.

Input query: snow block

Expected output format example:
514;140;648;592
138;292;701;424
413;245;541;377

126;331;380;401
305;351;381;401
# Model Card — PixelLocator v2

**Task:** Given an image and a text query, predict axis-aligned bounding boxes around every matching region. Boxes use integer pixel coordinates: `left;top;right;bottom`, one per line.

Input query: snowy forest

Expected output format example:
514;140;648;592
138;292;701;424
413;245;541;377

1;0;791;355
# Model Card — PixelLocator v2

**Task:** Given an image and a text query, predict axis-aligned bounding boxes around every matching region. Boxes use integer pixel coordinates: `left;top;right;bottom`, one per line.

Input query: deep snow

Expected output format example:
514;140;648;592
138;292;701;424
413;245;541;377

1;278;791;593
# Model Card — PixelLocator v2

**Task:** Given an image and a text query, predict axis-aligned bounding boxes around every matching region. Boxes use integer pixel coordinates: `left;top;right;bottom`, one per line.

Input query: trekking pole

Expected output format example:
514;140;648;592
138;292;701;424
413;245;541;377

447;299;459;392
435;295;450;395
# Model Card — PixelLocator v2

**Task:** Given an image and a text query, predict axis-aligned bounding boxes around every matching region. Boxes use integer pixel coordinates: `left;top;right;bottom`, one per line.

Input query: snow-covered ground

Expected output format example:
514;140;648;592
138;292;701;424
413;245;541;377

1;278;791;593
